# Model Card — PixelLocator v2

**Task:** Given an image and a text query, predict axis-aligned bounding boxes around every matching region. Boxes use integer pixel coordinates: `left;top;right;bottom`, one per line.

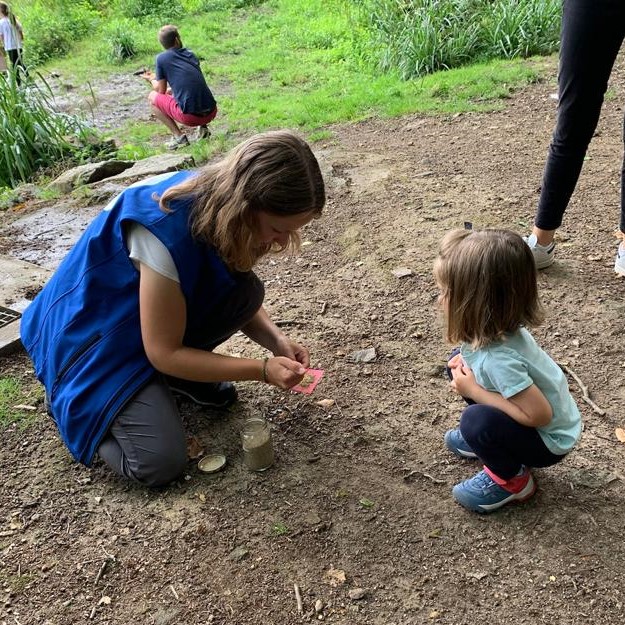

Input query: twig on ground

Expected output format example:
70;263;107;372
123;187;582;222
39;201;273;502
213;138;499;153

320;301;327;315
274;319;304;327
170;585;179;601
403;470;446;485
94;560;109;585
558;362;606;415
95;548;116;585
293;583;303;614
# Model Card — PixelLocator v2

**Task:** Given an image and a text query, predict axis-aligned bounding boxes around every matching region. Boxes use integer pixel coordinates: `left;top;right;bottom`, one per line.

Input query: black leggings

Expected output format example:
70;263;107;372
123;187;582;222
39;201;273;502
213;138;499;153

459;404;565;480
7;48;27;83
535;0;625;232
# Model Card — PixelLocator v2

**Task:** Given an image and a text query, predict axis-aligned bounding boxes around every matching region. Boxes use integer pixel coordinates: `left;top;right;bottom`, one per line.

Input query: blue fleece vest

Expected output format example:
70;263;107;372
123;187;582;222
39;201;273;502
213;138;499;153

21;171;236;465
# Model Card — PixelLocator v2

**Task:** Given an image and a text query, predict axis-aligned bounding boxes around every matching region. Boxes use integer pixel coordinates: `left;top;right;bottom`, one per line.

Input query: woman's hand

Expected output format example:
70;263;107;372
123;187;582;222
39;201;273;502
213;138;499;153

450;363;478;399
264;356;306;389
273;336;310;368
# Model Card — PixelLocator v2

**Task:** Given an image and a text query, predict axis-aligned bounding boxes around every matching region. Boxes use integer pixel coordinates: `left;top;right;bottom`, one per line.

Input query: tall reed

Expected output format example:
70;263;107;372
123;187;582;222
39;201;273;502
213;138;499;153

0;71;97;188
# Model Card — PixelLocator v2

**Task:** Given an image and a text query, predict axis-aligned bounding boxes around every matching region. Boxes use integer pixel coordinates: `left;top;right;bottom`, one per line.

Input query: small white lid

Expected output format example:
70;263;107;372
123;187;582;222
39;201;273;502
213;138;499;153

197;454;227;473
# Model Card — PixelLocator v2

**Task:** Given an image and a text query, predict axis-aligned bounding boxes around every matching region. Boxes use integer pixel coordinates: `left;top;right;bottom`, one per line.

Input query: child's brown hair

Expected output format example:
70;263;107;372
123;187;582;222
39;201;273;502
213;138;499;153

433;228;544;348
159;130;325;272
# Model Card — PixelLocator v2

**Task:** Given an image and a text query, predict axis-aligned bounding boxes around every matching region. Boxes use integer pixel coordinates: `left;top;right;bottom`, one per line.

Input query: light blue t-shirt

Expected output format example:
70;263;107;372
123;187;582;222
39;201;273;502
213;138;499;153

460;327;582;455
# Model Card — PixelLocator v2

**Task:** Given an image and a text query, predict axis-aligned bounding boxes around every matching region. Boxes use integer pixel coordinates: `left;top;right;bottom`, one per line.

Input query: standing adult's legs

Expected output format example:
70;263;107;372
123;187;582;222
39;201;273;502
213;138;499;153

7;48;27;84
533;0;625;242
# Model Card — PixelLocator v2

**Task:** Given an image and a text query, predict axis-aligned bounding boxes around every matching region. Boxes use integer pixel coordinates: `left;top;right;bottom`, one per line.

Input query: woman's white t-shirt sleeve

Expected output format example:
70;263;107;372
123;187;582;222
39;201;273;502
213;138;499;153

125;222;180;283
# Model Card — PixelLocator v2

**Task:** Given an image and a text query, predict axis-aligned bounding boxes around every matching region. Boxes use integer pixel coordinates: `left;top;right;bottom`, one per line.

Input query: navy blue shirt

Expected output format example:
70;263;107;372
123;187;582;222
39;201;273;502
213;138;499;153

155;47;216;115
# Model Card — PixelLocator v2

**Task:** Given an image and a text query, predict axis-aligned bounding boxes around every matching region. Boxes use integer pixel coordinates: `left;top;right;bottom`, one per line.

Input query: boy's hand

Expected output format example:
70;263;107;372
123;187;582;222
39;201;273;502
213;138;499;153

450;364;478;398
140;70;155;82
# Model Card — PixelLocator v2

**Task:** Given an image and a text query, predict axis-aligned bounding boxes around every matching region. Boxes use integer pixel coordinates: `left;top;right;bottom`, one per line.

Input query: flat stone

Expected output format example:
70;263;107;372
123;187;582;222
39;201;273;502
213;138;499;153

102;153;195;182
49;160;135;193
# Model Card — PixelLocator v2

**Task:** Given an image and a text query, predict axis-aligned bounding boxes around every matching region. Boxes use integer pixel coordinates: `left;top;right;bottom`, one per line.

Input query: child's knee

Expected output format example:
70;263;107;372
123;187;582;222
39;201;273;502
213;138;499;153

459;404;483;442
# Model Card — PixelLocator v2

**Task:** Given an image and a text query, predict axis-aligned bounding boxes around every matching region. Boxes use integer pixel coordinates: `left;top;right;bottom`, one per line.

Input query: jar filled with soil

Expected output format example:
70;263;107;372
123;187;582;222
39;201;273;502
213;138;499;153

241;417;274;471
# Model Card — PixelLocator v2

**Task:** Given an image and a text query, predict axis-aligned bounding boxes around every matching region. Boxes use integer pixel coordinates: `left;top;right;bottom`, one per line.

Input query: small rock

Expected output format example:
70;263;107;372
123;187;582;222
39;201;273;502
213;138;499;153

316;398;335;409
314;599;324;613
391;267;413;278
228;546;249;561
348;347;377;363
348;588;367;601
303;511;322;526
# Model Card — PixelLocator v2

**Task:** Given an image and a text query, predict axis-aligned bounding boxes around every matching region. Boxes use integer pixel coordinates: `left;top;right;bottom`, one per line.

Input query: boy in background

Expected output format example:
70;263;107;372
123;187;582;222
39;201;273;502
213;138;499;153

142;24;217;150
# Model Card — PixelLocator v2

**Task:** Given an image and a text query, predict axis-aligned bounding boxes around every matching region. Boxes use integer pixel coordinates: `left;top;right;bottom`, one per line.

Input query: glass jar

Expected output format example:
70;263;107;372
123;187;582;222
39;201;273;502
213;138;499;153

241;417;274;471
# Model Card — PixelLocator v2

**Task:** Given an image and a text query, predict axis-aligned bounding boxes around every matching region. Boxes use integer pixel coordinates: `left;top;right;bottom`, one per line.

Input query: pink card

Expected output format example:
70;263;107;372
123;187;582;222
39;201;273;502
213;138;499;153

291;368;324;394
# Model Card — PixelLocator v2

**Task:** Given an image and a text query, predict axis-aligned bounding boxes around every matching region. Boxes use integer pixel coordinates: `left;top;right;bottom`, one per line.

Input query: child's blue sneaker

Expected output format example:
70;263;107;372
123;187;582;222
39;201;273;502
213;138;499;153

444;429;477;459
452;468;536;514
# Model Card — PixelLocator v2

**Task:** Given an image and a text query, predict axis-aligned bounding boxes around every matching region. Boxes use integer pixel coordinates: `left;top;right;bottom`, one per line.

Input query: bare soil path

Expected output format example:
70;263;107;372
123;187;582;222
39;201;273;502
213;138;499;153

2;56;625;624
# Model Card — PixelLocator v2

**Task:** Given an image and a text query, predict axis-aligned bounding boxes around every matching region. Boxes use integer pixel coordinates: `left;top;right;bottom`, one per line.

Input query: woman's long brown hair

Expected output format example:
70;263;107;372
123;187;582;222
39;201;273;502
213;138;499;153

159;130;326;272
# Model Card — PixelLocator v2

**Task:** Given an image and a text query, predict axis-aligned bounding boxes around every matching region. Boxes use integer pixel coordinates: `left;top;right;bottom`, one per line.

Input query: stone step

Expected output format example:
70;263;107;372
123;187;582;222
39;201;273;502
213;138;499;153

0;255;51;355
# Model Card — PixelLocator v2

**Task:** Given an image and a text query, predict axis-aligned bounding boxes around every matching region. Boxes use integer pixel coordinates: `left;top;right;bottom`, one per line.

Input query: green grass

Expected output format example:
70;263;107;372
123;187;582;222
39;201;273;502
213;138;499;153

0;377;42;429
37;0;551;160
270;521;290;536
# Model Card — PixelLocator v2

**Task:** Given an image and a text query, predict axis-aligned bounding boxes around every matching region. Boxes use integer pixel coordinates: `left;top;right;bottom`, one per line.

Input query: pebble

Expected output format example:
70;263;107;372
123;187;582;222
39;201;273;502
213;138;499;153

348;588;367;601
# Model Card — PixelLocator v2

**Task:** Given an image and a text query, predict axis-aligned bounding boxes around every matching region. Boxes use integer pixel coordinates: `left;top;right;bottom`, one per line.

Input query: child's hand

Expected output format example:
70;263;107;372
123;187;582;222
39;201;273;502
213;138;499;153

448;353;464;369
450;364;478;398
264;356;306;389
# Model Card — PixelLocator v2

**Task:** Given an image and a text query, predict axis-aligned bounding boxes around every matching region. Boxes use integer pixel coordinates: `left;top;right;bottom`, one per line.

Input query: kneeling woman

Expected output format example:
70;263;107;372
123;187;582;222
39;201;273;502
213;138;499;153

21;131;325;487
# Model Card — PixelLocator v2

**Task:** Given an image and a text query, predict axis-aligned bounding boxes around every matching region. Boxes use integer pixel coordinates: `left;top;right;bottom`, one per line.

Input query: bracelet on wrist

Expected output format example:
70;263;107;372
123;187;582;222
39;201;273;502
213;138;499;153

261;357;269;383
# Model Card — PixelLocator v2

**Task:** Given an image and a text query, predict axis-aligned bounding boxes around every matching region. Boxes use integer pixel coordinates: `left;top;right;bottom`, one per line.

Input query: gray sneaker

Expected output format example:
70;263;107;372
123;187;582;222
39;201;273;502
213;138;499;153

615;242;625;276
524;233;555;269
196;125;211;140
166;134;190;150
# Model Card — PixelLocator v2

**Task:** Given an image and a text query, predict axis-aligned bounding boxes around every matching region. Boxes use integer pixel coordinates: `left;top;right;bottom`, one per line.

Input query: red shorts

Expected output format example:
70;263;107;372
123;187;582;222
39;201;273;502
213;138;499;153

152;93;217;127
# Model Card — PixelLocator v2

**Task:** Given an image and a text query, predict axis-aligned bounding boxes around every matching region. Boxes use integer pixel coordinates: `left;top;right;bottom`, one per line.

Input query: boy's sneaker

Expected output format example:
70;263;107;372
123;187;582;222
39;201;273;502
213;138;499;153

615;242;625;276
196;125;211;140
166;134;190;150
167;377;237;408
524;233;555;269
444;429;478;459
452;467;536;514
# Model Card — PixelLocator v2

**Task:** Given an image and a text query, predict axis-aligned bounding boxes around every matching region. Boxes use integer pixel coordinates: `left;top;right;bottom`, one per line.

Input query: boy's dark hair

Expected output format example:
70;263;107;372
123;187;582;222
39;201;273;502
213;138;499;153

158;25;180;50
434;228;544;348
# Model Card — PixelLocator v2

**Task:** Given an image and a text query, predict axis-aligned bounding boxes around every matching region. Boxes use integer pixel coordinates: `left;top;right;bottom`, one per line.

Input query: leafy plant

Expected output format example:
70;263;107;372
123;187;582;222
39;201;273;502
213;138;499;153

120;0;183;20
0;71;99;187
101;19;139;63
21;1;101;67
352;0;561;79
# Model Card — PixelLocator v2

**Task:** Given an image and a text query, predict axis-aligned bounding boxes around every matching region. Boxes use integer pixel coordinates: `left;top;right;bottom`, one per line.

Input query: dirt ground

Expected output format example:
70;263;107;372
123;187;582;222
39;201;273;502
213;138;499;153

2;55;625;625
